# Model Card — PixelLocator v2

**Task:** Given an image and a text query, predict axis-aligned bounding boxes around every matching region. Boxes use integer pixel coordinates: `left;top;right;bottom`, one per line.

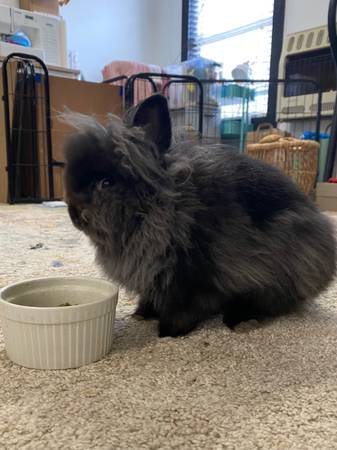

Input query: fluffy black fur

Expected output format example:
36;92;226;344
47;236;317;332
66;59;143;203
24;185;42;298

63;94;337;337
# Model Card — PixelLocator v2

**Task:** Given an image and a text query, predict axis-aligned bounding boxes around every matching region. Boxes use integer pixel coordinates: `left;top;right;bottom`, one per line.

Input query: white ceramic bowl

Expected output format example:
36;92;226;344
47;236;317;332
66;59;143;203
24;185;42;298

0;277;118;370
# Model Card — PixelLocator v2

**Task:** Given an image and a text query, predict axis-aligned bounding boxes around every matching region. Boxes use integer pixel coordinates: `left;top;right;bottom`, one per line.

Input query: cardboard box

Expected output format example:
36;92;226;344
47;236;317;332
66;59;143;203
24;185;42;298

19;0;59;16
49;76;123;199
0;71;123;203
316;183;337;212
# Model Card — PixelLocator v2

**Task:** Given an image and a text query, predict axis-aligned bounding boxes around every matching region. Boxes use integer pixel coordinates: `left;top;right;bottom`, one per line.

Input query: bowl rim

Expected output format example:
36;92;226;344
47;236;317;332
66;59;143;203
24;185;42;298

0;276;119;312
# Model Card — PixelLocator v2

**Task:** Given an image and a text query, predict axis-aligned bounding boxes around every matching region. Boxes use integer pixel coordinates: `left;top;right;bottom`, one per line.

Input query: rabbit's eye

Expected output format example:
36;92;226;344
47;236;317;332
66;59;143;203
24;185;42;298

97;178;113;191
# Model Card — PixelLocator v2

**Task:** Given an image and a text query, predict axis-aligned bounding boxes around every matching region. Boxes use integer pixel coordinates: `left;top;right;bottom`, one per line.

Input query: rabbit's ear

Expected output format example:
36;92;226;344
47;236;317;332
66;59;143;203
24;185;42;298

131;94;171;152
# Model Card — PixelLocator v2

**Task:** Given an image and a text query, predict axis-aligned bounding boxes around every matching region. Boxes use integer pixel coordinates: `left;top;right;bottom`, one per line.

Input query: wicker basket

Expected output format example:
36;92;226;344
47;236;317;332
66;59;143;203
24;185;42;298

245;122;290;148
246;135;319;194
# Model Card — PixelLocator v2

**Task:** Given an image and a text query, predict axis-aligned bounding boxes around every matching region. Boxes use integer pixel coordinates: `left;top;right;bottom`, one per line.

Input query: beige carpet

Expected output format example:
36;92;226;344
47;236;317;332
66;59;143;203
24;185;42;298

1;204;337;450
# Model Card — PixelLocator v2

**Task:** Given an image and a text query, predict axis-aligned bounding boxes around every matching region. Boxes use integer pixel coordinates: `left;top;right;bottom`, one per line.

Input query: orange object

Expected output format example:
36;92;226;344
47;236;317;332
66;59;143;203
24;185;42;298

102;60;164;105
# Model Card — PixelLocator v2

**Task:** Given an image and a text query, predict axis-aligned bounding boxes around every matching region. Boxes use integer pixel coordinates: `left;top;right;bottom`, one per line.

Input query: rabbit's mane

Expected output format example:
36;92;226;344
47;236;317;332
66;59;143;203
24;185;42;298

62;111;171;193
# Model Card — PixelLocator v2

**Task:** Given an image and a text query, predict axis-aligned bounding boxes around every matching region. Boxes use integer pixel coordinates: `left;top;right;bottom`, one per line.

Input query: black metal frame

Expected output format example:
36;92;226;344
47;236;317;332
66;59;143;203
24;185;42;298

181;0;189;61
2;52;54;203
325;0;337;180
102;75;129;85
125;72;159;108
162;75;204;135
268;0;286;125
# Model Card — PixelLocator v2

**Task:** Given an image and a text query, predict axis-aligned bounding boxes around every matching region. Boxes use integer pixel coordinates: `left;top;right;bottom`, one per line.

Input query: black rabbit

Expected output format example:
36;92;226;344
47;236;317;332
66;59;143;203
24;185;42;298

63;94;336;337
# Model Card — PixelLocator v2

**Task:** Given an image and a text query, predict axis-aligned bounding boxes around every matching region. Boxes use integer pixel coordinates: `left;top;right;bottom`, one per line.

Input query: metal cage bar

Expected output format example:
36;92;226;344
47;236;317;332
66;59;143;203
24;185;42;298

125;73;159;108
162;76;204;135
2;52;54;203
125;72;204;136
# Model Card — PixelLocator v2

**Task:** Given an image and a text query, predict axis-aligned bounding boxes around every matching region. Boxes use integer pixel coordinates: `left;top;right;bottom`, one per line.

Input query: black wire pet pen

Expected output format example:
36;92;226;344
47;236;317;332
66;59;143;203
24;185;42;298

2;53;54;204
121;73;322;154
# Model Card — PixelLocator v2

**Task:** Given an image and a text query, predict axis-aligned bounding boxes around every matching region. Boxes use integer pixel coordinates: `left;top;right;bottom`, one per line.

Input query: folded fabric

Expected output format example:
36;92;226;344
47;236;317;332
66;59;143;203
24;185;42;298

102;60;163;104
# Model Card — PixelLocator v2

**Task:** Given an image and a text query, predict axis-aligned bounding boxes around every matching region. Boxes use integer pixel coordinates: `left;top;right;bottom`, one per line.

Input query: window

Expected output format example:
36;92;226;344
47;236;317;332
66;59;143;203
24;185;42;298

185;0;274;79
182;0;285;120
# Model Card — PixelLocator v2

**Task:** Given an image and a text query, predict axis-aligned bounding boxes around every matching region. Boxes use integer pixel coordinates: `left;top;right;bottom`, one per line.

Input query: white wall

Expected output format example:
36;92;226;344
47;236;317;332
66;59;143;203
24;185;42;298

284;0;330;36
148;0;182;67
0;1;19;6
61;0;182;82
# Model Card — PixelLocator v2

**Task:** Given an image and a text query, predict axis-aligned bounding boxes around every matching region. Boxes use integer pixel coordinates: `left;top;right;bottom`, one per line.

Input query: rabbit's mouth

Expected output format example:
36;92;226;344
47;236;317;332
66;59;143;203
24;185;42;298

68;204;107;245
68;204;90;231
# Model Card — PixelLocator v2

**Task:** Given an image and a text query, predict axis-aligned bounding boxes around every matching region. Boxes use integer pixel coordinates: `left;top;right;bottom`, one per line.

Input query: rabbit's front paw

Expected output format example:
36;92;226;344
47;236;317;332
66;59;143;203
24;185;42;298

132;299;159;321
159;311;200;337
223;296;263;329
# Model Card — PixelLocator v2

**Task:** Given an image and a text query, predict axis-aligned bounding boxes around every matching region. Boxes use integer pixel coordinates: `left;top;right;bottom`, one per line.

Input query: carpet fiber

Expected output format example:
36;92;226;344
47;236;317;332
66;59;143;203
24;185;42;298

1;204;337;450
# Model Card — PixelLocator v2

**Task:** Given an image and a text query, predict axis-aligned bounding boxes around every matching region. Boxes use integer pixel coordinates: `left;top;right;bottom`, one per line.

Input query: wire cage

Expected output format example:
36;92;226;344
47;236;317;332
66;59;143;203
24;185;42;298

200;78;322;150
2;53;54;204
120;73;324;190
122;73;322;151
123;72;204;141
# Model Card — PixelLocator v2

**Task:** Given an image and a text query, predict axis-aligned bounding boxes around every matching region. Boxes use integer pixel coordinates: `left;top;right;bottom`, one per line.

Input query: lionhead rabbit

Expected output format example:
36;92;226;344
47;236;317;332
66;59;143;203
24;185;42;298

63;94;336;337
